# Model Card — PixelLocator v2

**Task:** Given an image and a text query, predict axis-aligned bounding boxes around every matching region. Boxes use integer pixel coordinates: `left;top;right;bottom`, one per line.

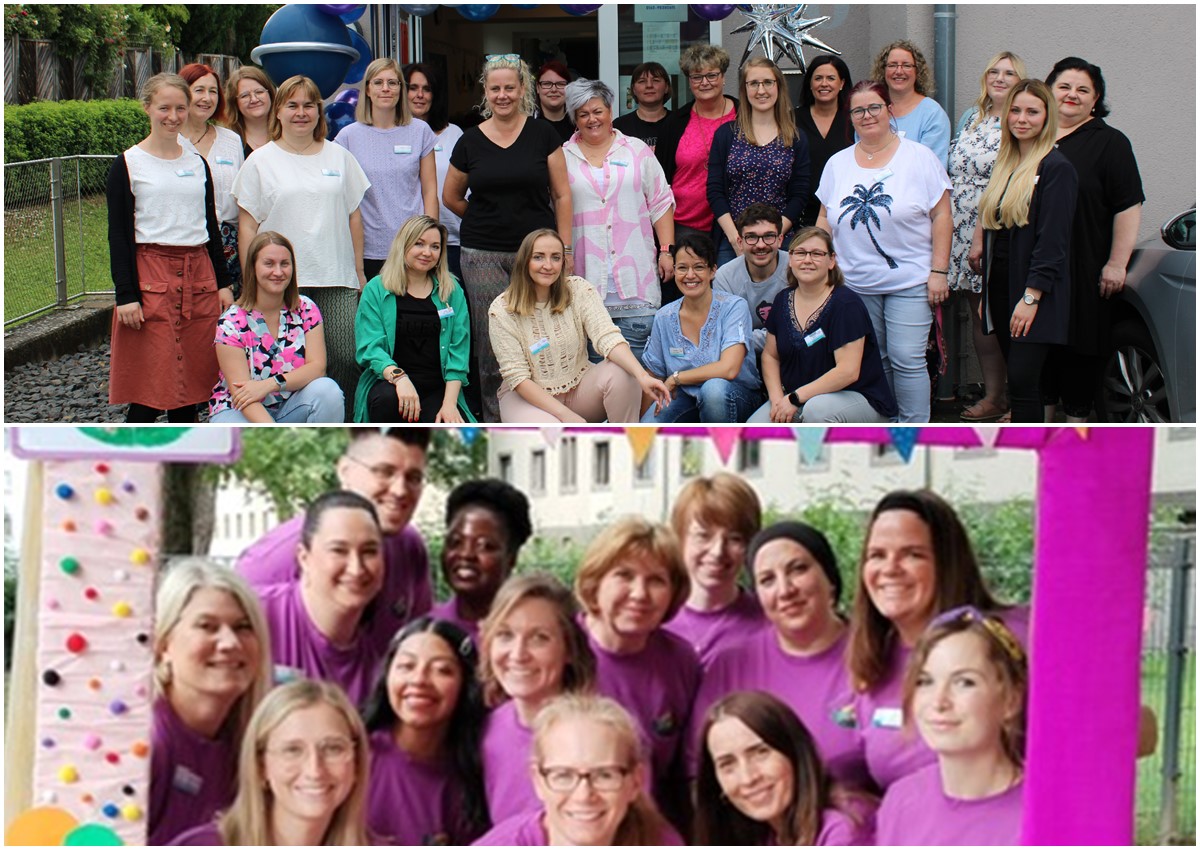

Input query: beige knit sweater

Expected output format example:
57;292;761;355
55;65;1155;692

488;275;628;396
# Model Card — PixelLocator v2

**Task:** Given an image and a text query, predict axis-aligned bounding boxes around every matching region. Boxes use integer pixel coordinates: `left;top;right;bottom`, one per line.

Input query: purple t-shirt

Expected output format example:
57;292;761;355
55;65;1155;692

236;515;432;659
367;729;475;845
588;627;701;798
661;589;767;670
816;806;876;846
876;763;1022;845
688;629;867;790
258;581;383;706
480;700;539;823
429;596;480;644
855;605;1030;790
167;822;225;846
473;809;686;846
149;699;237;846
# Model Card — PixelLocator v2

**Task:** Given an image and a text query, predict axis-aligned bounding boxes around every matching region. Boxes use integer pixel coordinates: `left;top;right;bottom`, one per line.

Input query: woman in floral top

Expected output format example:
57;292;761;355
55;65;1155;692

950;51;1026;423
208;231;344;422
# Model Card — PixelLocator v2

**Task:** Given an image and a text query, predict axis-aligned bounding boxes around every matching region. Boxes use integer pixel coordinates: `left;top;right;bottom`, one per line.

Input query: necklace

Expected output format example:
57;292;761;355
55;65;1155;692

860;133;897;160
280;136;318;156
188;124;211;146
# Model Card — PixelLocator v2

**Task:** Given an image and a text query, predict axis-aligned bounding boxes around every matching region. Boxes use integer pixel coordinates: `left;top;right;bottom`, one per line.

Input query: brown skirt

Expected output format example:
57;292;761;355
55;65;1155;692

109;244;221;408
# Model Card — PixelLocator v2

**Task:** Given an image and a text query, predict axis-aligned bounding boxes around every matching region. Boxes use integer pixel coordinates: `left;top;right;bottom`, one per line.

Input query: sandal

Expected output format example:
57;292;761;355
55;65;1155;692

960;399;1009;422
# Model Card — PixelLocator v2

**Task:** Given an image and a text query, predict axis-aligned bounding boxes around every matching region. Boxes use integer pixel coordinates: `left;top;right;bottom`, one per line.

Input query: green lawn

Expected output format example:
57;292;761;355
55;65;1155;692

1137;651;1197;844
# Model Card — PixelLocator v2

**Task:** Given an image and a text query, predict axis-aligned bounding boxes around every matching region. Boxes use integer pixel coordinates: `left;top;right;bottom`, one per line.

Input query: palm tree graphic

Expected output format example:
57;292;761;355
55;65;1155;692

839;182;897;269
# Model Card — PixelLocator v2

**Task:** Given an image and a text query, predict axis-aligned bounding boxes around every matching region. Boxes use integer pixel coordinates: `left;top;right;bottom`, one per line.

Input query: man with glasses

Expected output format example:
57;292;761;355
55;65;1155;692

237;428;434;654
712;204;791;358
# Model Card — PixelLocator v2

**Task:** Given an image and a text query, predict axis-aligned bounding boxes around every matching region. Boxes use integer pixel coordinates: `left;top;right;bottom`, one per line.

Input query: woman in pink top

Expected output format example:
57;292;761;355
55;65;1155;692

875;607;1027;844
696;691;875;846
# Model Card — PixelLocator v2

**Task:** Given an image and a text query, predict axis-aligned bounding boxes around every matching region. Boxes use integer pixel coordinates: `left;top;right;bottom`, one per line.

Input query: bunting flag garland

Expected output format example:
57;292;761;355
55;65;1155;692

974;426;1002;450
795;427;830;465
623;428;658;466
707;427;743;464
887;427;921;462
538;426;564;448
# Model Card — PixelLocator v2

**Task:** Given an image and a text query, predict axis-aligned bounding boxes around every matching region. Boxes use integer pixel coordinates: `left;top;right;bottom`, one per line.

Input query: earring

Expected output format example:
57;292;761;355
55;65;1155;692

160;659;173;685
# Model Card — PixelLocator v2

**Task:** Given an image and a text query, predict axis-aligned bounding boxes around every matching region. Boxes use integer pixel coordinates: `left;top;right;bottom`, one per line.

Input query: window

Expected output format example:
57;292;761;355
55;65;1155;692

248;512;256;537
530;450;547;494
498;453;514;484
560;437;578;491
680;438;703;477
1168;428;1195;441
223;514;231;539
235;513;243;538
869;443;903;467
593;441;611;487
736;441;761;474
634;447;655;485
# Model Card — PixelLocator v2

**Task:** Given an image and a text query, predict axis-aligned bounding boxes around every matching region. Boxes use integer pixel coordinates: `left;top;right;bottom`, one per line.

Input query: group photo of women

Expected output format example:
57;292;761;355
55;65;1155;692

108;33;1140;424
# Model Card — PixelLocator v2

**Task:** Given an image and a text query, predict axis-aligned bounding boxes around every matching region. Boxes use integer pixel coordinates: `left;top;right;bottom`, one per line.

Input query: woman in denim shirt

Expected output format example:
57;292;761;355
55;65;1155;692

641;234;764;422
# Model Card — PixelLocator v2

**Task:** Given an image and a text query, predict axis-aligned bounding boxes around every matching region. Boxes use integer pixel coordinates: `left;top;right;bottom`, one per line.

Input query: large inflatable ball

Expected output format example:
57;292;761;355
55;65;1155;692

251;4;361;98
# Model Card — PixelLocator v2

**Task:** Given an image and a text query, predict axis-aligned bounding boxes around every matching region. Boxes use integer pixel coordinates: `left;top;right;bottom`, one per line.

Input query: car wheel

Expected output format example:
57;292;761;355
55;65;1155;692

1098;319;1172;422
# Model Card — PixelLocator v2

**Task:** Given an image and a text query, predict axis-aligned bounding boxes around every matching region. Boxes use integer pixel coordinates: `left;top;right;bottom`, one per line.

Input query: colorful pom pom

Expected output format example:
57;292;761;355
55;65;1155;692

59;557;80;575
55;483;75;500
112;601;132;618
109;700;128;716
57;765;79;784
129;548;150;565
94;488;114;506
65;633;87;653
42;669;61;686
130;741;149;758
83;734;102;751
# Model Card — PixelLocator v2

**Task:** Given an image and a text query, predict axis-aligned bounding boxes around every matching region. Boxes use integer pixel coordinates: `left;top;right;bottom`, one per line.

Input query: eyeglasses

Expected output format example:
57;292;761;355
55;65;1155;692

237;88;269;102
790;248;830;259
266;737;356;766
370;78;402;89
928;605;1026;663
688;71;722;85
344;454;425;490
746;79;777;91
538;80;568;91
885;62;917;71
848;103;886;121
539;765;632;793
742;233;779;245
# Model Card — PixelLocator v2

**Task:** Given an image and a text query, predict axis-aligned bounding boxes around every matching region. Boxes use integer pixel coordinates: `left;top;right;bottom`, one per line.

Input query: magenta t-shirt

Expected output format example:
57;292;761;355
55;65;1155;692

816;805;876;846
472;809;686;846
855;605;1030;790
876;763;1022;845
588;627;701;802
673;108;736;229
367;729;476;845
236;515;432;659
429;596;480;644
167;822;225;846
480;700;539;823
662;589;767;670
687;629;867;790
257;581;383;706
150;699;238;846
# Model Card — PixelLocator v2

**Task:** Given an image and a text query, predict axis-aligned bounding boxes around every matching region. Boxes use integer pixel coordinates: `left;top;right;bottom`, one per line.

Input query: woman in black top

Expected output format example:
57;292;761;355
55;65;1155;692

533;59;574;143
443;54;573;422
1042;56;1144;421
794;55;854;228
612;61;672;150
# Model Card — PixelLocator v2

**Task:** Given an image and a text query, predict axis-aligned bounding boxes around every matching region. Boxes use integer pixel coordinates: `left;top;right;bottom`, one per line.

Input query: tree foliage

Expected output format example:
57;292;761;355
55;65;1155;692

176;5;282;63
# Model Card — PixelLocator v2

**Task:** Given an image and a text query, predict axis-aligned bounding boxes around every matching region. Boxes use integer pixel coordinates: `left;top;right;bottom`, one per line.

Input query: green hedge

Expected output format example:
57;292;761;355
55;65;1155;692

4;98;149;163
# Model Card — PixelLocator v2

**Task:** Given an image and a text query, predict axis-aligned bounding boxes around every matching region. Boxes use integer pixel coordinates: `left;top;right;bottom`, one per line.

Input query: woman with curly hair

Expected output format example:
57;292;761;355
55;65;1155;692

869;39;951;165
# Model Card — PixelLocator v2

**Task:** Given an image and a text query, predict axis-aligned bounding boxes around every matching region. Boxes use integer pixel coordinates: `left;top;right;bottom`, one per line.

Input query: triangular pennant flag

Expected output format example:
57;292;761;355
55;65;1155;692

974;426;1001;450
1074;427;1090;440
624;427;658;466
458;427;481;446
887;427;921;463
708;427;743;465
796;427;829;465
539;426;564;447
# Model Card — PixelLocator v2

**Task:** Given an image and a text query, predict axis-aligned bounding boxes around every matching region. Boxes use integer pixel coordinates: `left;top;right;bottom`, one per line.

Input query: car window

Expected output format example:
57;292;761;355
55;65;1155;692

1164;209;1195;251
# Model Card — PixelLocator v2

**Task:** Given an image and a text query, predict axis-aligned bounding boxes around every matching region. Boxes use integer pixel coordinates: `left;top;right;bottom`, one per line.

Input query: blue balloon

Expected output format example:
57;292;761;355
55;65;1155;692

692;4;736;21
561;4;602;14
325;99;355;121
344;26;373;85
456;4;500;20
333;88;359;106
326;108;355;140
254;4;355;98
398;4;440;15
317;4;367;24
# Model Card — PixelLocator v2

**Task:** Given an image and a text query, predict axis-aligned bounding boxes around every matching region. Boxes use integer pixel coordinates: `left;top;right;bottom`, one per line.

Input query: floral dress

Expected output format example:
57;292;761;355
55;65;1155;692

208;295;323;417
948;110;1001;293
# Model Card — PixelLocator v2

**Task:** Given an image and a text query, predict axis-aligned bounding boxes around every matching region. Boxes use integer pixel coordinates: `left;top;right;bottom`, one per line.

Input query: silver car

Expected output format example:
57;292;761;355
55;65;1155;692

1098;207;1196;423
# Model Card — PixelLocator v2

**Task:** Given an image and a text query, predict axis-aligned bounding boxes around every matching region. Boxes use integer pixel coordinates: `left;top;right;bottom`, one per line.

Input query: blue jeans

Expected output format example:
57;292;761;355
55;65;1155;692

589;314;652;366
747;390;889;423
641;378;763;423
857;287;932;422
208;377;345;423
716;232;737;268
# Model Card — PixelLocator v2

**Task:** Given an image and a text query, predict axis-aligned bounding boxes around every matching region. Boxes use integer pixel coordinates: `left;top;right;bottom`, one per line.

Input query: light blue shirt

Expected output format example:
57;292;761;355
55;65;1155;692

643;289;761;396
893;97;952;168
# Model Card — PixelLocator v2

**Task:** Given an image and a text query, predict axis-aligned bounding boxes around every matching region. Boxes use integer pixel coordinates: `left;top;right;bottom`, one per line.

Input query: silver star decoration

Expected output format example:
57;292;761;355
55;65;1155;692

732;4;841;73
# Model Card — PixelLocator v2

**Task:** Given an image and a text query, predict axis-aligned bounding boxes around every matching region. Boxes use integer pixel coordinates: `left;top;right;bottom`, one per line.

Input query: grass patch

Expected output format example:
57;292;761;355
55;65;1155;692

1137;650;1196;844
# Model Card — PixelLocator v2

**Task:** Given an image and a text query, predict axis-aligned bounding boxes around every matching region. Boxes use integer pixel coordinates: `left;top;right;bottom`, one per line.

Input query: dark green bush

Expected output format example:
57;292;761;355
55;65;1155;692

4;98;149;163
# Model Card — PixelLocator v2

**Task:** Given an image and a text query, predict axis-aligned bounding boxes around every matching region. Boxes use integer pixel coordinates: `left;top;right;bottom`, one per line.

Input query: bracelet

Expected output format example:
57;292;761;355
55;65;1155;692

930;268;949;275
563;247;574;255
659;244;675;255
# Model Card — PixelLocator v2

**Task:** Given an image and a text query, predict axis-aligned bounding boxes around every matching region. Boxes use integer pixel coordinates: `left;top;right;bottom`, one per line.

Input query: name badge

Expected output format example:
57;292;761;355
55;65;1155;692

437;306;455;319
897;130;908;138
175;169;195;177
872;707;903;729
214;157;235;166
433;144;444;152
611;159;630;167
530;337;550;355
321;169;341;177
668;346;685;358
804;327;826;347
877;168;894;181
394;144;413;155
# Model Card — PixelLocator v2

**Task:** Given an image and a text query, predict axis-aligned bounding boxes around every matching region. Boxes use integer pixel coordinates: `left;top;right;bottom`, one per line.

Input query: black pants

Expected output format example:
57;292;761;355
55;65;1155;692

990;254;1052;423
366;378;442;423
1042;347;1099;418
127;403;198;423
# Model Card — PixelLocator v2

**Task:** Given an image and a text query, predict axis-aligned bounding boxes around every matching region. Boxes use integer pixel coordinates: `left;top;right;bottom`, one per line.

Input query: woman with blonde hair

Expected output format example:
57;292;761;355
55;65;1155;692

474;694;683;845
950;51;1027;423
150;560;272;845
444;54;573;421
232;74;371;419
869;39;951;164
223;66;276;158
488;228;670;423
334;58;438;281
169;680;372;845
970;79;1077;422
707;57;810;265
477;572;598;823
353;214;473;423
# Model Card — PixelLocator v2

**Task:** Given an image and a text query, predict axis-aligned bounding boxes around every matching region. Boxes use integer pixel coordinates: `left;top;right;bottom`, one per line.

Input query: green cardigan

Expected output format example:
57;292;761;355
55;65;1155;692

353;273;476;423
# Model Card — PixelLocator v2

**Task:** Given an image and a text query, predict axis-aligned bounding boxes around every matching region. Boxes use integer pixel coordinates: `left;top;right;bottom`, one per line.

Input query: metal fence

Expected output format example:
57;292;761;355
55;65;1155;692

4;155;115;327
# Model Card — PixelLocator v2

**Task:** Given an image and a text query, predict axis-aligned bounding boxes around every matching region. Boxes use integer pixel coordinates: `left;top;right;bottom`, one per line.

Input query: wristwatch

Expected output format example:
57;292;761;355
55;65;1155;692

787;391;802;407
273;373;287;391
670;370;681;389
1022;292;1041;306
389;367;407;385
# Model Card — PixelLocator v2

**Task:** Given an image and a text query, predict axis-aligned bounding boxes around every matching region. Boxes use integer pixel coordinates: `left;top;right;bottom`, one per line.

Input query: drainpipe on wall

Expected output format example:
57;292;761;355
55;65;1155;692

933;4;959;401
